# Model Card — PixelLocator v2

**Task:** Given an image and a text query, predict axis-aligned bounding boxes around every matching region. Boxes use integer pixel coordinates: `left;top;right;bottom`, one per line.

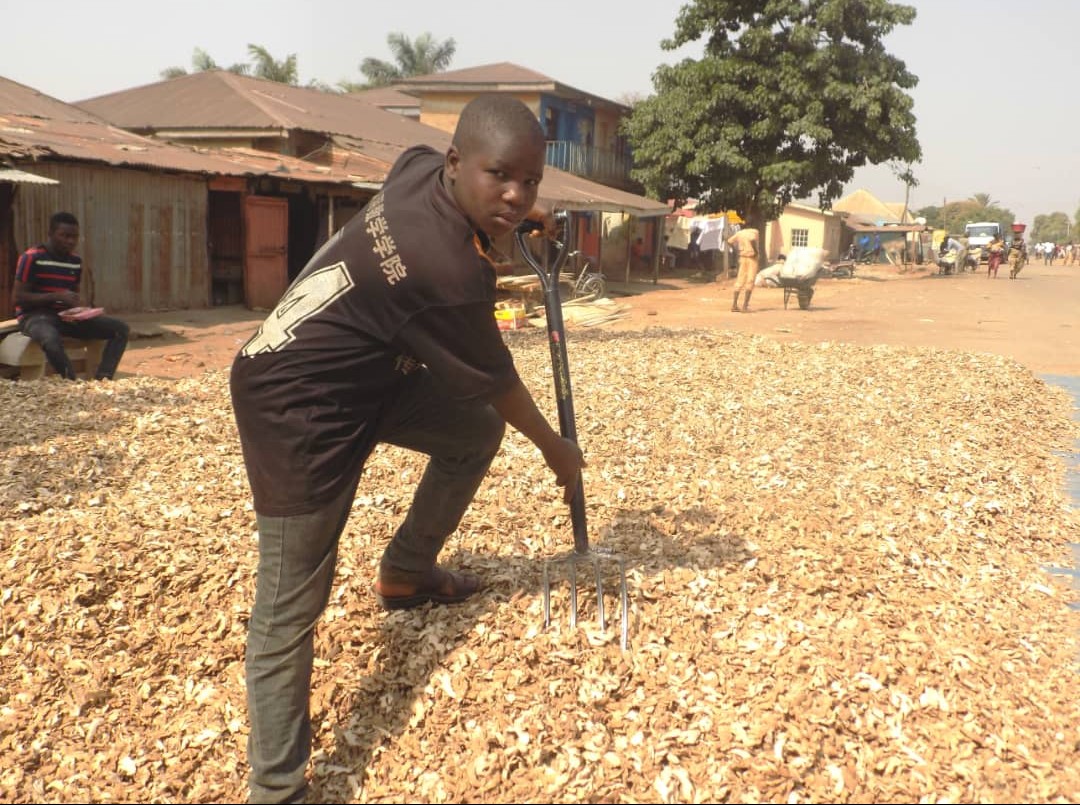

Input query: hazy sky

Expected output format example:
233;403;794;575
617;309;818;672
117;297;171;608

3;0;1075;226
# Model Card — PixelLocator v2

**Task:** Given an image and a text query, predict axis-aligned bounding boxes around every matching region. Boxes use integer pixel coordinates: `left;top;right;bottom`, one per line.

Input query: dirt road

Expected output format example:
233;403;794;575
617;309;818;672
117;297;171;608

120;260;1080;379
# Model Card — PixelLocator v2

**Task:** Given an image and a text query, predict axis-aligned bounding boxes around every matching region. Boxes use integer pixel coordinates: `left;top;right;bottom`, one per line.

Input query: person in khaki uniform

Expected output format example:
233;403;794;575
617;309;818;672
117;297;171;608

726;226;760;311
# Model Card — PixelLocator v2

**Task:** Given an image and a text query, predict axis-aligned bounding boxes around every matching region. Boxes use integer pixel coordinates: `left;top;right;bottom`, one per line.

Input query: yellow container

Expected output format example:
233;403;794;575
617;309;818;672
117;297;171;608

494;306;527;330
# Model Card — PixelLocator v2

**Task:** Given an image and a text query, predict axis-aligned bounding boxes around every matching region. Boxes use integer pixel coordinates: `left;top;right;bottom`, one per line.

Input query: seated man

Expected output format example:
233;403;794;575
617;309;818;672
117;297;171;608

13;211;129;380
630;237;652;269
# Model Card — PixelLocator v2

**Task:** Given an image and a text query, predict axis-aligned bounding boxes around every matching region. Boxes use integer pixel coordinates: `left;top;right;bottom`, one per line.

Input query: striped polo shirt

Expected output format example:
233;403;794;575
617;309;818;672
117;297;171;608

13;245;82;318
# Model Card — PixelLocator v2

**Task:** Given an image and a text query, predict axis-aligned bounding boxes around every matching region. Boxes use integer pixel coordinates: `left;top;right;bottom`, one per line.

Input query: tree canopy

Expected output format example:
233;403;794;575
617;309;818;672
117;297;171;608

340;32;456;91
915;193;1015;234
161;45;299;84
1029;211;1073;244
623;0;922;239
246;45;299;85
160;48;250;79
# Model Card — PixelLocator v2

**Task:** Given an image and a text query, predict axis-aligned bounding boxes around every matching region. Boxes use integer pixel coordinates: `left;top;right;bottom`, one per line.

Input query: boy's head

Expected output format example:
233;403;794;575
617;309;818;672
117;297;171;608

47;211;80;256
445;95;546;237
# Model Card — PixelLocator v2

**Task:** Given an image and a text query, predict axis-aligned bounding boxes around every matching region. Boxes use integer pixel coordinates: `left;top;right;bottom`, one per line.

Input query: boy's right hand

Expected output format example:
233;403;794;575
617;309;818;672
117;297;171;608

542;436;586;504
524;201;558;239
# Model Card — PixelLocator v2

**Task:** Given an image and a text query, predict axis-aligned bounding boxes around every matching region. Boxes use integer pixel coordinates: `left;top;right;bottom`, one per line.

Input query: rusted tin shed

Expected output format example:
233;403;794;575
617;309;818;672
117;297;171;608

0;76;249;314
0;75;378;314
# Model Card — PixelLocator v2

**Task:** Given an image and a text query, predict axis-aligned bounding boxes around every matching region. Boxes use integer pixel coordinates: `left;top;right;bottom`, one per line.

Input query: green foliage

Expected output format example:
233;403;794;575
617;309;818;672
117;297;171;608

623;0;922;233
1030;212;1072;244
914;205;941;227
160;47;250;80
353;32;456;89
933;194;1014;235
246;45;299;85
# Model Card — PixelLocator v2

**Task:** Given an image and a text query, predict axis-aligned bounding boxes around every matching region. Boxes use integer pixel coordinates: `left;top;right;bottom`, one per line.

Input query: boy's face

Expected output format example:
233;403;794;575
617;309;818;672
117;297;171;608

48;223;79;257
445;132;544;237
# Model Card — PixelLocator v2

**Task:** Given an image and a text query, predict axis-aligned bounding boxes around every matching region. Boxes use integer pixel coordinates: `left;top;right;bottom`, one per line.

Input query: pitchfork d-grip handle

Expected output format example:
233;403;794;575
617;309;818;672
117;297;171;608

514;217;590;555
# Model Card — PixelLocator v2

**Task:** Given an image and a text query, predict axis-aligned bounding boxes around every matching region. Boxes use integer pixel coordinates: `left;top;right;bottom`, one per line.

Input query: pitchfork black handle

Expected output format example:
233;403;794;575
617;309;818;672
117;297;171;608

514;217;589;555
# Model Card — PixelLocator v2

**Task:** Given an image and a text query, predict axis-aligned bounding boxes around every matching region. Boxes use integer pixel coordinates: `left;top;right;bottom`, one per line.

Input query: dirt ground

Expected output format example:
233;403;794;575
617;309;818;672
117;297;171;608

119;258;1080;380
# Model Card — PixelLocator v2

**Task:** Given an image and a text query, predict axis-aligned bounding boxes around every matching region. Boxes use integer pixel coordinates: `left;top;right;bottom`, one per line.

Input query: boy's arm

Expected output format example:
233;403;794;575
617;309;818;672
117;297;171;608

489;379;585;503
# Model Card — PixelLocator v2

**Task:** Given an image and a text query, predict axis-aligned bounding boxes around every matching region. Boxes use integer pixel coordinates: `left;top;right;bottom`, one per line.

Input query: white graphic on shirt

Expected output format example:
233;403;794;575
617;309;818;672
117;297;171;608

241;262;354;355
363;191;408;286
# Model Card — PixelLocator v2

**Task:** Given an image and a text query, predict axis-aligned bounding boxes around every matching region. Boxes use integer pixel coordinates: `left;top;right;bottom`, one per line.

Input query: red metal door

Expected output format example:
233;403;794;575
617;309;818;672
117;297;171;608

243;195;289;310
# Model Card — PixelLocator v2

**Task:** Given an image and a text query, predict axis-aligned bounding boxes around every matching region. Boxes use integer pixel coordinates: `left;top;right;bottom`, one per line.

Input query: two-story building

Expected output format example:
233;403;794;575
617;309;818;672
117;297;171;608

392;62;636;192
366;63;665;279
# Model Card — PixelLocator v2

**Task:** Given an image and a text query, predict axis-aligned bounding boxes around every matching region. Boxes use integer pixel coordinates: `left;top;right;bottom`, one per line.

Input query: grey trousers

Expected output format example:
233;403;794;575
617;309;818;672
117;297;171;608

244;368;505;803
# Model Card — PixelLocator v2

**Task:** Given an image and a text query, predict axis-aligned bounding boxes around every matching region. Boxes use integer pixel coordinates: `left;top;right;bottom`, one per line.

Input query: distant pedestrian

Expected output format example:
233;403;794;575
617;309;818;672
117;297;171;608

986;235;1005;279
1009;234;1027;279
726;225;759;311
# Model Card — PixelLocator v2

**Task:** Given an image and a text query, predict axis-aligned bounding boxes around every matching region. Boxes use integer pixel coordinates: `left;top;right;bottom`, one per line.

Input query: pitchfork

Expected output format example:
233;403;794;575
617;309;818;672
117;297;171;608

514;215;630;650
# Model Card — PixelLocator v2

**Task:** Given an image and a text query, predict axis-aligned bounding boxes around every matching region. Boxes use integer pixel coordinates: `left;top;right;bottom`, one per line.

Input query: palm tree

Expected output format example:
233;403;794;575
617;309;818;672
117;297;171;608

160;47;249;80
247;44;299;85
346;32;456;90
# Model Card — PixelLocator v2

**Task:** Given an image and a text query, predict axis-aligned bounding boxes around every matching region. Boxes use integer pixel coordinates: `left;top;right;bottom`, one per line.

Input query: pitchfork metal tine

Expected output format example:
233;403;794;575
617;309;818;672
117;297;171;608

593;556;605;631
568;559;578;629
516;215;631;650
544;557;552;626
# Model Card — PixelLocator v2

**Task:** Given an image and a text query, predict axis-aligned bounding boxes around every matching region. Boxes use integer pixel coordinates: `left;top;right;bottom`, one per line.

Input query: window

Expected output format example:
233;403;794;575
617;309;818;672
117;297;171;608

791;228;809;247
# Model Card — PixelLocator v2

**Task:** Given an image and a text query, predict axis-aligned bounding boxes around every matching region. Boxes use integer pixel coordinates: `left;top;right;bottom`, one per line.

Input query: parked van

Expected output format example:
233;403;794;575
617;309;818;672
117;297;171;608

964;222;1002;261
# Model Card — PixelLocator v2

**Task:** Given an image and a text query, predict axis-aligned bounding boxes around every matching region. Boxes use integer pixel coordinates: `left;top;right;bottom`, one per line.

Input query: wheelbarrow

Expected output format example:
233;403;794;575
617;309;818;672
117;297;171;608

514;215;630;650
767;247;826;309
775;264;825;309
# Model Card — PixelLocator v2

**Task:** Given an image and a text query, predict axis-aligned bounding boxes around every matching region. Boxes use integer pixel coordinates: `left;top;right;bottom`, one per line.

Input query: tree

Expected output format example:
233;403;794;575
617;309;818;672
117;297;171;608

623;0;922;262
342;32;456;90
161;45;301;85
892;161;918;222
1030;211;1070;244
935;197;1013;235
915;205;941;228
246;44;299;85
160;47;249;79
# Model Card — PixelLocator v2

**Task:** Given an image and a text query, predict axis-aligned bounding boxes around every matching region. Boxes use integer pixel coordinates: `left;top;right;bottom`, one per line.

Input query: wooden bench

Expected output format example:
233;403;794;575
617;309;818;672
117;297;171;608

0;329;105;380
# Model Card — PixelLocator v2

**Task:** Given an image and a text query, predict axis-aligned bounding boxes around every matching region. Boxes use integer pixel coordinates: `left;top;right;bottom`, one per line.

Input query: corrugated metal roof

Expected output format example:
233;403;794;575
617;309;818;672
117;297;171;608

79;71;450;150
216;144;389;185
406;62;557;86
74;72;664;214
0;75;101;123
350;86;421;109
332;133;667;215
535;168;669;217
331;132;447;167
0;75;393;186
399;62;629;111
0;110;260;175
0;167;60;185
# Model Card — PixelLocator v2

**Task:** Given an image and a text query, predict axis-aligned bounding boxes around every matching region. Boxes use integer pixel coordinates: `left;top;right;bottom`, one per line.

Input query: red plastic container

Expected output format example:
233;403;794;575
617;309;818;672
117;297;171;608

1011;223;1026;233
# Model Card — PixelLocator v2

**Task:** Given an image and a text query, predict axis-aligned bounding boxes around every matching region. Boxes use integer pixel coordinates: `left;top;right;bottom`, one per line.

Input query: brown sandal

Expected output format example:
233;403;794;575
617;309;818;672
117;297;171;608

374;566;482;611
